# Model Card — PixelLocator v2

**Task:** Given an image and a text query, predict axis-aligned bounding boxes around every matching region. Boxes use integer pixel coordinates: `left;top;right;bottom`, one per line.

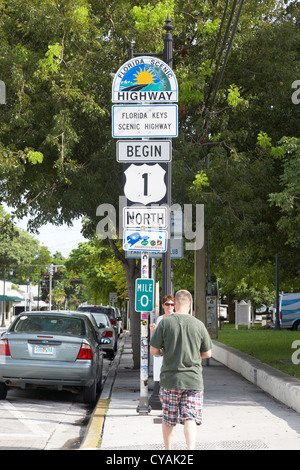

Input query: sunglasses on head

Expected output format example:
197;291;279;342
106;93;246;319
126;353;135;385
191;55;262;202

164;302;174;306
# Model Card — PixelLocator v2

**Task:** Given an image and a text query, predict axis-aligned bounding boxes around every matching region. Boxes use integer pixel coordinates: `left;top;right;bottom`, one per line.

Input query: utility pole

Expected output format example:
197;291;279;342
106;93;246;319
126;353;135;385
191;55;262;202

274;253;281;330
162;15;173;299
1;268;6;327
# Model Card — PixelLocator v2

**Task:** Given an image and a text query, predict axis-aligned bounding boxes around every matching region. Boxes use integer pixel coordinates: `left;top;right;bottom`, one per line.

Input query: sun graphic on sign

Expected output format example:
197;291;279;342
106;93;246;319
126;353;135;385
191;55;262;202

133;67;156;85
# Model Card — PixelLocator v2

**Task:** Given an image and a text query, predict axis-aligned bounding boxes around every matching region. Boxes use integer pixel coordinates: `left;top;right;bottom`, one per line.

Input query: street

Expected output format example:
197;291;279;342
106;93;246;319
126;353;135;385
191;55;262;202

0;355;113;450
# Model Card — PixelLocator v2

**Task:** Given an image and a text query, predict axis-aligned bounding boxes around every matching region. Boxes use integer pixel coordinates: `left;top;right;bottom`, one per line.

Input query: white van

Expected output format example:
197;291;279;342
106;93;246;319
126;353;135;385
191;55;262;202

278;293;300;330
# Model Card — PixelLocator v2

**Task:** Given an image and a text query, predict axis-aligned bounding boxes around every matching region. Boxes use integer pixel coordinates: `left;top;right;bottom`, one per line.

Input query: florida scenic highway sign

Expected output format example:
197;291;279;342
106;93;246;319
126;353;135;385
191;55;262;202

112;56;178;103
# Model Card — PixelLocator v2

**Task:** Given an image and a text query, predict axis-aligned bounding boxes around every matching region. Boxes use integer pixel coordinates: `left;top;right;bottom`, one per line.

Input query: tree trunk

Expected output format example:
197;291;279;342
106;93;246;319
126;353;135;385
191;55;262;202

228;293;236;323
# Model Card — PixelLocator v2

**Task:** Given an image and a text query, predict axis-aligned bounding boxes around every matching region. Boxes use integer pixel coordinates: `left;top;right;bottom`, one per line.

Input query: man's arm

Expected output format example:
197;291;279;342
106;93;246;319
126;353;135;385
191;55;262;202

150;346;163;357
200;349;212;359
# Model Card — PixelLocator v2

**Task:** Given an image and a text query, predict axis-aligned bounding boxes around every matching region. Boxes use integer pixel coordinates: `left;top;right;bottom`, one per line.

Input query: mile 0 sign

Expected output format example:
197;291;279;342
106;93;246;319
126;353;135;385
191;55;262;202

112;56;178;103
135;278;155;312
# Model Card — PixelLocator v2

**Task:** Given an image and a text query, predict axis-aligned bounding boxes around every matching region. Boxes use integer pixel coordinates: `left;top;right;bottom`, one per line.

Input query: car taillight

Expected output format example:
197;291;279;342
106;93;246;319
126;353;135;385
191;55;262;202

280;311;282;320
0;339;11;356
102;331;113;338
77;343;93;360
110;319;117;326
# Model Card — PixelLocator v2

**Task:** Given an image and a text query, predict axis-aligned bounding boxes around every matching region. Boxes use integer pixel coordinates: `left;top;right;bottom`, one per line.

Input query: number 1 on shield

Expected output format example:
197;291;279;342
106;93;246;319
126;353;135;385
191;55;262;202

142;173;148;196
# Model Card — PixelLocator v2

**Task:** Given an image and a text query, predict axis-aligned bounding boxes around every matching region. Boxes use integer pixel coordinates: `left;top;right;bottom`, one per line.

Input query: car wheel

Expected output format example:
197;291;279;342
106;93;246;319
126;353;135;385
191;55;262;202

293;320;300;331
83;380;97;404
0;383;7;400
107;350;115;360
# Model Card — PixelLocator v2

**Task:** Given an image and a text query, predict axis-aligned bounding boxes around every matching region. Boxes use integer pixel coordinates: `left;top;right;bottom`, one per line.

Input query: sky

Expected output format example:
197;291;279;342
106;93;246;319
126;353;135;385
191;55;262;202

4;205;88;258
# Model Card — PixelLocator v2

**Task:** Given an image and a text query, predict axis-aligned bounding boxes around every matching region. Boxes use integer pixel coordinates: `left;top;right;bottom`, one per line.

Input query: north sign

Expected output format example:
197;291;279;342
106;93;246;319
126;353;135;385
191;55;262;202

112;104;178;138
117;140;171;163
123;206;167;229
112;56;178;103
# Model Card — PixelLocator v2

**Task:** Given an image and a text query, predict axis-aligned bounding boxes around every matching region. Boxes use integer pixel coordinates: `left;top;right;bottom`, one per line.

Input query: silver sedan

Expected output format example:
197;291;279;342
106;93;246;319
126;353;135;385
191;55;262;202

0;311;103;404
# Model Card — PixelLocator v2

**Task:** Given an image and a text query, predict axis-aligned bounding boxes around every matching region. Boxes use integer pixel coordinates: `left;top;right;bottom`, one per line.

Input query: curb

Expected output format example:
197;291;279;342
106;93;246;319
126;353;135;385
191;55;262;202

212;340;300;414
80;334;126;450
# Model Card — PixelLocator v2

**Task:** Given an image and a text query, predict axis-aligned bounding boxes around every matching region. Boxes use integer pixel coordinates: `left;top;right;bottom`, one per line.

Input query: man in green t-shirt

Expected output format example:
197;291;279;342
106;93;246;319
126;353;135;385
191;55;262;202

150;289;212;450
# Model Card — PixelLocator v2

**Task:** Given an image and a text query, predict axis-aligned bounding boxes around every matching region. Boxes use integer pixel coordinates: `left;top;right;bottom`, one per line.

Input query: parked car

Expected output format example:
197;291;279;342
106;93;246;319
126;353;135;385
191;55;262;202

218;304;228;320
278;293;300;330
86;312;117;359
115;306;124;334
0;311;104;404
61;309;116;358
255;304;267;321
78;305;121;336
76;309;118;358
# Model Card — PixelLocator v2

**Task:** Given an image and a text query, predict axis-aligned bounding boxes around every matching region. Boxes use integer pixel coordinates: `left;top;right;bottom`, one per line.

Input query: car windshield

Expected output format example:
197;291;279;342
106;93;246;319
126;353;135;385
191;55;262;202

92;313;109;328
79;306;114;317
12;315;86;336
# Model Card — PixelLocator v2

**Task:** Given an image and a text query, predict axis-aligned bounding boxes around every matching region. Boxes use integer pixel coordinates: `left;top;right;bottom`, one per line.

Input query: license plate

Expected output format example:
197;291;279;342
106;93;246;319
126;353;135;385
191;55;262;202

34;345;54;355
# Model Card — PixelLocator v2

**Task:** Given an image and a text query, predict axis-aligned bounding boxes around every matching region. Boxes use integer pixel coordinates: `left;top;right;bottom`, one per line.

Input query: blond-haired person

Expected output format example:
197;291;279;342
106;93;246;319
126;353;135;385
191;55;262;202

150;290;212;450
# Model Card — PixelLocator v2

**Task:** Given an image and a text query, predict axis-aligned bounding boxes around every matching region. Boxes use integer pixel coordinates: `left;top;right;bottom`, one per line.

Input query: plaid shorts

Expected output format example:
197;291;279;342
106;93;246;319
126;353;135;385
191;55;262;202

159;387;203;427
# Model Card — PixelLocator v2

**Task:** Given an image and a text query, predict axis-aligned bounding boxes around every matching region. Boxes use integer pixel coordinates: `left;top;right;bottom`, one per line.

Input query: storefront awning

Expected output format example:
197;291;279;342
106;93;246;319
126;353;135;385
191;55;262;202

0;295;23;302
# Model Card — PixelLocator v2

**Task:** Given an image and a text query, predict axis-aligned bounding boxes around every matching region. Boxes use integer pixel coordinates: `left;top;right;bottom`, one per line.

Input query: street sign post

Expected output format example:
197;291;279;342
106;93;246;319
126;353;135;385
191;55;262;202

109;292;117;304
112;19;177;414
136;255;152;414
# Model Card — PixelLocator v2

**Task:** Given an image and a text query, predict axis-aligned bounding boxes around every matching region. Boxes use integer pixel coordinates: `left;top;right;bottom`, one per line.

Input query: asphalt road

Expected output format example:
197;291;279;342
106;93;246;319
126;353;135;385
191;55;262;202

0;356;113;450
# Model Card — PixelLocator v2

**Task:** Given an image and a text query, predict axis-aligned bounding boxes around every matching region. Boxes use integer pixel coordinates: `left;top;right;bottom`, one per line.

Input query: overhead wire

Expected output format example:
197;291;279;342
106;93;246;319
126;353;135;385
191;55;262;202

204;0;234;113
201;0;246;137
209;0;245;110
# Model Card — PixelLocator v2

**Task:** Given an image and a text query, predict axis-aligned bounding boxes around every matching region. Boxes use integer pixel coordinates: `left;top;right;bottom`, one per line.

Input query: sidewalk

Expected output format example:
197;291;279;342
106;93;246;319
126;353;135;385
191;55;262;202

81;331;300;451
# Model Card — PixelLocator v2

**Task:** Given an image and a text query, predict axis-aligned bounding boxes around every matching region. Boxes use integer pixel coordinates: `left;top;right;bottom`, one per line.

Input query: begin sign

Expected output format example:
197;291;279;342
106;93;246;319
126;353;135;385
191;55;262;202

117;140;171;162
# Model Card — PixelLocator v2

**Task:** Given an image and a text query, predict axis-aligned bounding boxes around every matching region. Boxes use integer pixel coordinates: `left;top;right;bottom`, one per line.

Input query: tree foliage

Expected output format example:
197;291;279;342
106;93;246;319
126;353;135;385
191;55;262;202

1;0;300;363
65;238;127;305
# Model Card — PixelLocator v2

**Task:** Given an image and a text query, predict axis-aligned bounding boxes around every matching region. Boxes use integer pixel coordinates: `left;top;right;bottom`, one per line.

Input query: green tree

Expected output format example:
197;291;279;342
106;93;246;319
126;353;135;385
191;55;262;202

269;137;300;249
1;0;298;360
65;239;125;305
187;1;300;307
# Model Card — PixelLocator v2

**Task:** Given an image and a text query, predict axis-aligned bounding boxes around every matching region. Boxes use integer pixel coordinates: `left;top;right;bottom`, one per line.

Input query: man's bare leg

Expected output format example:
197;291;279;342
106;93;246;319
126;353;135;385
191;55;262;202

162;422;176;450
184;420;197;450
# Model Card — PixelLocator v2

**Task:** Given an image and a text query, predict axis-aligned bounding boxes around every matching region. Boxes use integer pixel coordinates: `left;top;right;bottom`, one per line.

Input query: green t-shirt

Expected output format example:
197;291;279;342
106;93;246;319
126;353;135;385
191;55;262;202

150;313;212;391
